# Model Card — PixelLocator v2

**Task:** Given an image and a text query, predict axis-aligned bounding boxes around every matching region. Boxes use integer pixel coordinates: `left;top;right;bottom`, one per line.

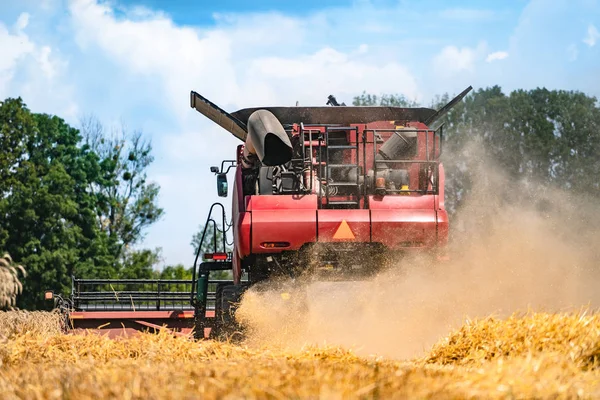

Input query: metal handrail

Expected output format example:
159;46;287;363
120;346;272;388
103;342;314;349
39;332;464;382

190;202;231;303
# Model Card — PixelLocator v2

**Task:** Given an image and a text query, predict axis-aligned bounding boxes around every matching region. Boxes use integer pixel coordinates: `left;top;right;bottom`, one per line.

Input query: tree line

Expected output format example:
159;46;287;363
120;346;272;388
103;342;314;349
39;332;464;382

2;85;599;308
0;98;224;309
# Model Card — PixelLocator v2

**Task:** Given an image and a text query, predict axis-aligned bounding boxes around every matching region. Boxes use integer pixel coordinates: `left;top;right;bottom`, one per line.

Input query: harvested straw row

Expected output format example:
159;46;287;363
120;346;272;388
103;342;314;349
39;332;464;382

0;310;62;339
424;310;600;369
0;333;598;399
0;310;598;399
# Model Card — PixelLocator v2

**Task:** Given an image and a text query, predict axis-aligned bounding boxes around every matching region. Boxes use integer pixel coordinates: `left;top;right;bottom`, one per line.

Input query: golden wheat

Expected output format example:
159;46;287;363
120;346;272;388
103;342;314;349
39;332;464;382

0;310;62;339
0;310;598;399
424;310;600;369
0;253;25;309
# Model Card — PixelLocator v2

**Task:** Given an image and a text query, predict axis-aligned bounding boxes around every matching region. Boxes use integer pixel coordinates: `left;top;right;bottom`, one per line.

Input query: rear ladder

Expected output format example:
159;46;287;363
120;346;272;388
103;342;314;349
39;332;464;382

324;126;362;208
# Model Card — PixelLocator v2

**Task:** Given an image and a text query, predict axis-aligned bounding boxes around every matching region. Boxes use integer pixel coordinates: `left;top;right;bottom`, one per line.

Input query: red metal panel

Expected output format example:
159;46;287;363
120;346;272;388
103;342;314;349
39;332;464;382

251;209;316;252
371;209;437;249
436;163;446;210
369;193;439;249
68;310;196;319
233;165;246;279
246;194;318;211
368;194;435;210
67;310;215;339
69;328;194;339
436;209;449;246
237;212;251;259
317;210;370;243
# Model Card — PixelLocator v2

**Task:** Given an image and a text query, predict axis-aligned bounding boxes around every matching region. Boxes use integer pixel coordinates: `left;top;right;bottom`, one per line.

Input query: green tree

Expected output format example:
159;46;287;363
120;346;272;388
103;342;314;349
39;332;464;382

79;116;164;278
191;223;231;256
353;92;418;107
119;248;161;279
191;223;232;280
0;98;113;308
158;264;193;280
0;98;165;308
437;86;600;212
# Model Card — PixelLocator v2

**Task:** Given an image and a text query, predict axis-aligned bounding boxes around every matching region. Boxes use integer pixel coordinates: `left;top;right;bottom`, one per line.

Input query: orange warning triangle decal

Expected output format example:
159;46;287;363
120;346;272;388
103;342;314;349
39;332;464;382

333;220;355;240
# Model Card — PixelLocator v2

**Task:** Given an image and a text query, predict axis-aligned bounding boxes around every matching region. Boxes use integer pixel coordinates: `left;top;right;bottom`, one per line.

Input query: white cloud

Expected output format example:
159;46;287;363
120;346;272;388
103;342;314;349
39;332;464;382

245;48;419;105
485;51;509;62
583;24;599;47
433;44;486;78
501;0;600;94
15;12;30;31
356;44;369;55
67;0;423;117
37;46;57;79
0;12;77;126
0;15;35;94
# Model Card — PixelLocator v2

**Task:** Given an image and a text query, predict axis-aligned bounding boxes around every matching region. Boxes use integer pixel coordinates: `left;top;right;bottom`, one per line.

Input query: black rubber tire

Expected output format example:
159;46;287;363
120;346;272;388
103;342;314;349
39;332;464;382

215;284;247;342
211;282;231;339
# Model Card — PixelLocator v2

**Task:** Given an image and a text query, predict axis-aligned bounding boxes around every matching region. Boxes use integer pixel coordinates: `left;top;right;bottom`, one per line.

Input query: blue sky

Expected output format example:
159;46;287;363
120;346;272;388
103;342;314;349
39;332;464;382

0;0;599;268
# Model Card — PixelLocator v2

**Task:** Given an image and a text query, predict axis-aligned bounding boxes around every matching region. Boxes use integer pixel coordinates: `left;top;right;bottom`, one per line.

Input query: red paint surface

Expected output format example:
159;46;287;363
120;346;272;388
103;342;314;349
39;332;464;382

231;120;449;265
252;209;316;252
69;310;197;320
368;194;435;210
67;310;216;339
246;194;318;211
317;210;370;242
371;209;437;249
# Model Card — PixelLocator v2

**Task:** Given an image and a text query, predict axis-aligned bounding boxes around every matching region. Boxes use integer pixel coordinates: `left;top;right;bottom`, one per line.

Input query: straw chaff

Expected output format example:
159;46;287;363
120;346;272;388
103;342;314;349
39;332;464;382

424;310;600;370
0;310;62;339
0;310;598;399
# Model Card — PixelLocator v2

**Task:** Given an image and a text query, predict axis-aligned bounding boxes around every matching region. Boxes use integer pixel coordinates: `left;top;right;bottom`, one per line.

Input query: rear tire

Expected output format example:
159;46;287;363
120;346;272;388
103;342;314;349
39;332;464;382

213;284;247;342
211;282;231;339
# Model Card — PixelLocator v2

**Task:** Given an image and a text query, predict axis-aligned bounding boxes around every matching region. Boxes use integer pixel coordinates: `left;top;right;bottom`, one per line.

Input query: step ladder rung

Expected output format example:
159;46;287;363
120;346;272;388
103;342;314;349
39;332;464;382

327;145;358;150
327;164;359;168
326;127;359;131
328;182;359;187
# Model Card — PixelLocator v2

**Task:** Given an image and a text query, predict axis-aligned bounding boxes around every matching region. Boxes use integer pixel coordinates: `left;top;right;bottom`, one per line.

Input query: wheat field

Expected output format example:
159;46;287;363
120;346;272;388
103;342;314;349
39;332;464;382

0;309;599;399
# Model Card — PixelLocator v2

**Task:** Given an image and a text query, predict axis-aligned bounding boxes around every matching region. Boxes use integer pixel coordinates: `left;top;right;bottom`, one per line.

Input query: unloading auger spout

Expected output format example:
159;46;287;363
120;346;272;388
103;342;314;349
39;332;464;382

242;109;293;168
189;91;292;168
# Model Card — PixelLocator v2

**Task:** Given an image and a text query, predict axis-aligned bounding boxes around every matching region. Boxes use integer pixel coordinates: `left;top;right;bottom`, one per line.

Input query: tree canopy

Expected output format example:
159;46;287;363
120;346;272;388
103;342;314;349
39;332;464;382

0;98;164;309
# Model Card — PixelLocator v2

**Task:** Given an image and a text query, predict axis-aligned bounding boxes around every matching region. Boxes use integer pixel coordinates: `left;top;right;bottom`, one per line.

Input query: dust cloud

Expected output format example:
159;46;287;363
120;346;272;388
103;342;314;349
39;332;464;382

236;139;600;359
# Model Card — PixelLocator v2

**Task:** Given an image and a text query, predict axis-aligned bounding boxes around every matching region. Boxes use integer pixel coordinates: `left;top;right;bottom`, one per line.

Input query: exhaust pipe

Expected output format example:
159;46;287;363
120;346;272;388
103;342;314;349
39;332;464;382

242;110;293;168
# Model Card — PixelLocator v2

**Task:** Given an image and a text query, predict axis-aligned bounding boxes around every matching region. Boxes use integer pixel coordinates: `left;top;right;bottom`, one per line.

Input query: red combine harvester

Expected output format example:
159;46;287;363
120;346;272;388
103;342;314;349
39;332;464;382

46;86;471;339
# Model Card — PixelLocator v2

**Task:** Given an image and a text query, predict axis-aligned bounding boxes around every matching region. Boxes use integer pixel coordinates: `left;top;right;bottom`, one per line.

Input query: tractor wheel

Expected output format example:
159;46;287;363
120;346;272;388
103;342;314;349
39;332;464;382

214;284;247;342
211;282;232;339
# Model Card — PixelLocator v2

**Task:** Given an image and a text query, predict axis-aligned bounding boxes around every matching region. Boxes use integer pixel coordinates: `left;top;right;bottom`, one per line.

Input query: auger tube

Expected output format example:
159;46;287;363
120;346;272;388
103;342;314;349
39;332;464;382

242;109;293;168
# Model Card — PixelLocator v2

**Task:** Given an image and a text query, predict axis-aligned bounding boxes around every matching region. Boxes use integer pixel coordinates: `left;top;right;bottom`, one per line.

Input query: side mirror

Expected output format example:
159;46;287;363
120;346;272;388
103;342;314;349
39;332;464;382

210;166;219;173
217;173;228;197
